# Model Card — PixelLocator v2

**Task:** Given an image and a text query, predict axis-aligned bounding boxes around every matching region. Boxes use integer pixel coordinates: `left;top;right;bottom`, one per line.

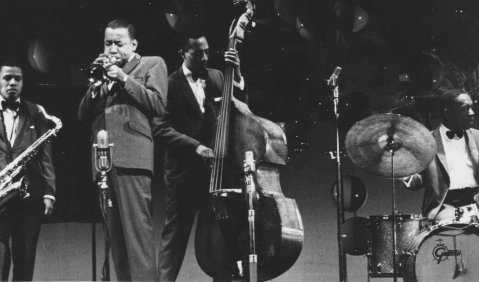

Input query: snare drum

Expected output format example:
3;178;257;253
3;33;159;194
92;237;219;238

403;223;479;282
367;214;430;277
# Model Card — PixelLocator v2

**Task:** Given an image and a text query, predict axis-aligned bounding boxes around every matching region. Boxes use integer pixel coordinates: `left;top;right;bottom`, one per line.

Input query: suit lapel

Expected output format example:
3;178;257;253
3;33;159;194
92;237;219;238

434;128;448;175
103;54;140;107
466;129;479;182
12;104;28;147
178;68;204;117
122;53;140;75
0;111;6;144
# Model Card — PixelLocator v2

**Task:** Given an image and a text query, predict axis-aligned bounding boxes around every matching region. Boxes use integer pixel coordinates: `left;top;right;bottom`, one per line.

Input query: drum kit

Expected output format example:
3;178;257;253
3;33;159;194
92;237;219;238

342;113;479;281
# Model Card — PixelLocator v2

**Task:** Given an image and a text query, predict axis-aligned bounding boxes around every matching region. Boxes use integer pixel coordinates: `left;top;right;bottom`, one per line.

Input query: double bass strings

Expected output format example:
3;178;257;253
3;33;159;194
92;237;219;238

210;59;235;193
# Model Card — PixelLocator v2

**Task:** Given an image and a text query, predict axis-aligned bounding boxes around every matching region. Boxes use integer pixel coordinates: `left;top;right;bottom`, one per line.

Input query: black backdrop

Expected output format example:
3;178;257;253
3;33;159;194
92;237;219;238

2;0;479;222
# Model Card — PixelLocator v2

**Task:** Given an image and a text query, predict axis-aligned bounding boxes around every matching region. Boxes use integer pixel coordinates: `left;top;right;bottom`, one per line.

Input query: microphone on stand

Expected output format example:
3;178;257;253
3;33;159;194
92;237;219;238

327;66;342;87
94;130;113;173
93;130;114;208
93;130;114;282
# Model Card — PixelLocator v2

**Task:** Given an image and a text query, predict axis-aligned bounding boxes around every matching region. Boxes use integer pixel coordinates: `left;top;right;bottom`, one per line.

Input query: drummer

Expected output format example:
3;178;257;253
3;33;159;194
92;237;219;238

403;89;479;223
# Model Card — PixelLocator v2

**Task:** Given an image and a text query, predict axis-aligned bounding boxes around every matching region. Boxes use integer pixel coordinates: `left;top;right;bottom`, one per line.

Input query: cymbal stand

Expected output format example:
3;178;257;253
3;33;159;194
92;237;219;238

327;66;347;282
386;137;399;282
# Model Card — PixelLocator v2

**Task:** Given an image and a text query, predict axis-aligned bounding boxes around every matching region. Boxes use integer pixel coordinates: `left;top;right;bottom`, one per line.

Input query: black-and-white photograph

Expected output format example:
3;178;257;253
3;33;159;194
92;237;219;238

1;0;479;281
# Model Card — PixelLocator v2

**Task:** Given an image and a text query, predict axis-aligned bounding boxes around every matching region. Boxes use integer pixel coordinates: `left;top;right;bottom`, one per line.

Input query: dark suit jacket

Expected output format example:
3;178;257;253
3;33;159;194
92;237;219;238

408;127;479;219
153;67;226;194
0;101;56;212
78;54;167;174
155;67;223;152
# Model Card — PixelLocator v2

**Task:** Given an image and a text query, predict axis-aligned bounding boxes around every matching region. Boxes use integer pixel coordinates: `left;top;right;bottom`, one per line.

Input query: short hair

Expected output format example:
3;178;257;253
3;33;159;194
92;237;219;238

106;19;136;39
179;36;206;55
439;88;469;111
0;59;23;71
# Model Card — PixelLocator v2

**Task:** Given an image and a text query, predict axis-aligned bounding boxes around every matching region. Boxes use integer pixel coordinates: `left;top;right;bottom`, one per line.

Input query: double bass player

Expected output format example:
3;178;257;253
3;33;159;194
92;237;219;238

154;35;245;281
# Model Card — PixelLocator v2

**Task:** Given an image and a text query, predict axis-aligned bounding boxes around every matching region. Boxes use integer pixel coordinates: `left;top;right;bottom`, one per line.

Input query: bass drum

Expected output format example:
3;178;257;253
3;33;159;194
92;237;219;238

403;223;479;282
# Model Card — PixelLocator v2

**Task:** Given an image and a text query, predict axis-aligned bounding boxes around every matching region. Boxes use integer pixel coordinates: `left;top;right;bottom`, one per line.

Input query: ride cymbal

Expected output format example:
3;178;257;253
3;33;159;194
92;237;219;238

344;113;437;178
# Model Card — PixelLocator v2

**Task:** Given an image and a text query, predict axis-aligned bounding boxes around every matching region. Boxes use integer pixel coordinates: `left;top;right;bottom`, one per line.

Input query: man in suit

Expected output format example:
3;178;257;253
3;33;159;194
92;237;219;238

154;36;244;281
0;60;56;281
78;19;167;281
405;89;479;222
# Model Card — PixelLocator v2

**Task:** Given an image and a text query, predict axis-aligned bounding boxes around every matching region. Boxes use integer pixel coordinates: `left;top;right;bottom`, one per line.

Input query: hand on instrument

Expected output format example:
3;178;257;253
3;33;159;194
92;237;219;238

196;144;214;160
44;198;54;216
105;64;127;83
224;49;242;83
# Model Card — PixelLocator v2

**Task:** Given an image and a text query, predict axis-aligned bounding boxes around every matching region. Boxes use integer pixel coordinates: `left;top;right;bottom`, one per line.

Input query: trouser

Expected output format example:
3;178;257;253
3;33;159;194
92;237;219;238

158;164;209;282
106;167;156;281
0;198;41;281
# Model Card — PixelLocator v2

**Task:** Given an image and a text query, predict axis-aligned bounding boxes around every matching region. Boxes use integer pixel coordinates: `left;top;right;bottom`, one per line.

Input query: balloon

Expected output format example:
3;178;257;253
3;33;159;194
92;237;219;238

274;0;296;28
352;6;368;32
296;17;315;42
405;52;445;91
164;0;209;37
341;216;371;255
335;1;368;33
28;38;53;73
331;175;368;212
165;13;181;31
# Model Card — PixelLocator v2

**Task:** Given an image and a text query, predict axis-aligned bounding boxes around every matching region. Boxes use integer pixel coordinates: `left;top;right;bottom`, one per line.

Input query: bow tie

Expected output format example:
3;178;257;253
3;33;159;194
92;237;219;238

446;130;464;139
1;100;20;112
190;68;207;82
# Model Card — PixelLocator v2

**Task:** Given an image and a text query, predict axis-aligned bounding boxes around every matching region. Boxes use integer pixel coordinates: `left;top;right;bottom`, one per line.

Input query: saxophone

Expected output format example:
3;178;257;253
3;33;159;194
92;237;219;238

0;108;62;207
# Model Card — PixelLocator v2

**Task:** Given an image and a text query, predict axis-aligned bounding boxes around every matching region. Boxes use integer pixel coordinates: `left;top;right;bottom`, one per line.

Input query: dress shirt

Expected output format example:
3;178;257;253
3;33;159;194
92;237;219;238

183;63;207;113
439;124;478;189
0;97;20;146
182;63;245;113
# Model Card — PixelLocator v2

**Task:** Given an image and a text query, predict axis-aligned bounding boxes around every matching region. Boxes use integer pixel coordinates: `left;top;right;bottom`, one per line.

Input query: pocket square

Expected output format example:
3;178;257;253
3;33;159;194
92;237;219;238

29;125;35;129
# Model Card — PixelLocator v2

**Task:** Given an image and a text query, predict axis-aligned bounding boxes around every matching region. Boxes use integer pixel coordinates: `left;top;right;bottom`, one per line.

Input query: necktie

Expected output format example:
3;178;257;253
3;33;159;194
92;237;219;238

1;100;20;112
446;130;464;139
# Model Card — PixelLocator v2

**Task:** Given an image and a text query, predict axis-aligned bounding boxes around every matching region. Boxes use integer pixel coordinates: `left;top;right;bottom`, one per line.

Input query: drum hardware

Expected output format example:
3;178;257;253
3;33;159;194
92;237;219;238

435;203;479;225
345;113;437;280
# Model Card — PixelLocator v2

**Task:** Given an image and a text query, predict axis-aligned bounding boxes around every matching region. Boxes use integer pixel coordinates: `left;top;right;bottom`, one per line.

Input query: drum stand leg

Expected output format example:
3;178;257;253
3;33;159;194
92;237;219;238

366;256;371;282
387;139;399;282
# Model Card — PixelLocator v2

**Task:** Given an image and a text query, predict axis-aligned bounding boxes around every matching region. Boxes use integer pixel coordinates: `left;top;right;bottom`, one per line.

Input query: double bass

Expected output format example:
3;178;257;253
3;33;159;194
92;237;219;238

194;1;304;281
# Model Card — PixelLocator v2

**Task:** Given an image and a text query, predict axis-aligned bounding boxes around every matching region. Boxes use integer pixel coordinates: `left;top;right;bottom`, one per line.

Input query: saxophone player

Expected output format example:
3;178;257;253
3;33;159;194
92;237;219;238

0;60;56;281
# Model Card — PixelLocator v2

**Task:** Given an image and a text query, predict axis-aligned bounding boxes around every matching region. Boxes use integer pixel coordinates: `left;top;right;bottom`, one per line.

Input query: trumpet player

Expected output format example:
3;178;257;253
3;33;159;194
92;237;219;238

78;19;167;281
0;60;56;281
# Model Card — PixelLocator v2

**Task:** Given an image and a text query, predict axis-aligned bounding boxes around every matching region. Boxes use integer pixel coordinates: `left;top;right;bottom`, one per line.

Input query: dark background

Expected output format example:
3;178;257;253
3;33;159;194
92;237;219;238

0;0;478;223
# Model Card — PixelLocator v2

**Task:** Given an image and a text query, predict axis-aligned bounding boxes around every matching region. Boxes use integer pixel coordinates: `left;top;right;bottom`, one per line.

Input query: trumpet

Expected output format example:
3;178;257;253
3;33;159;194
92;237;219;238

87;55;119;87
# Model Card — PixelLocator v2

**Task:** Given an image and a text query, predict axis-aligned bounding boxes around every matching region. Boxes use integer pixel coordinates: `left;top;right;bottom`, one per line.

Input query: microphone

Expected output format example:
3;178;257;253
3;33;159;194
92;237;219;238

93;130;113;173
327;66;342;87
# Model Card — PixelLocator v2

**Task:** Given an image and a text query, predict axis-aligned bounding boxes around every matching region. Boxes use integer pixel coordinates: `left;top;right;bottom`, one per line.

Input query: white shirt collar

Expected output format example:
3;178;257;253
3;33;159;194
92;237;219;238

182;63;193;78
439;124;452;135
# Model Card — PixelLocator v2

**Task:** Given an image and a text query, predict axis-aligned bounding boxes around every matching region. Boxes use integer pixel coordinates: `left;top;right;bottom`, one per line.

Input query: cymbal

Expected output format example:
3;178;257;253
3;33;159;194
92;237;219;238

344;113;437;178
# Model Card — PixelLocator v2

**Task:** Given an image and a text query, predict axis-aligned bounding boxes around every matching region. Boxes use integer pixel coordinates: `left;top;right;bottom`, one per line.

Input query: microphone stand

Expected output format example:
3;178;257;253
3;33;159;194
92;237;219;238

244;151;258;282
97;170;112;281
328;67;347;282
93;132;114;282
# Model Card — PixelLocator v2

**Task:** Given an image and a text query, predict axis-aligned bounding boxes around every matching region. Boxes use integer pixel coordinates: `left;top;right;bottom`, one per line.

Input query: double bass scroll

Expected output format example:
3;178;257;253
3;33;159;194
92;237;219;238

194;1;304;281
